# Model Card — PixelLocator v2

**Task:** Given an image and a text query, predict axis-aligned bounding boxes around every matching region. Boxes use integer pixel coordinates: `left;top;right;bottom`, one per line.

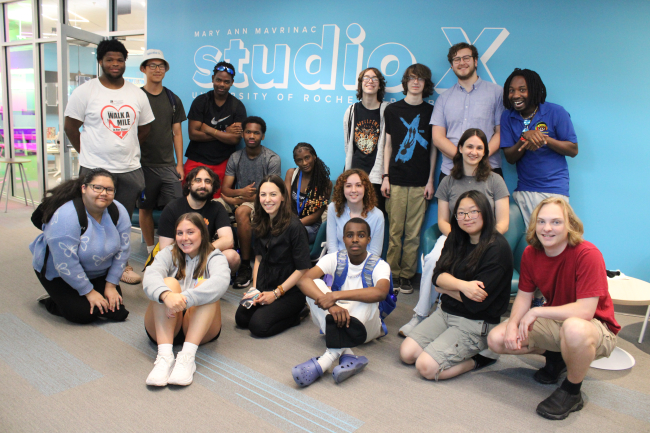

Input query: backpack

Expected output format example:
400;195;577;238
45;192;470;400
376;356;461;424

31;197;119;273
330;249;397;336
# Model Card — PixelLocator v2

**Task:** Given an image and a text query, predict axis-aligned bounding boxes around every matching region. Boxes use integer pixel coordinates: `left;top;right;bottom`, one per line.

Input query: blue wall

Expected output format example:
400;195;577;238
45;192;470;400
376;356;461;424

148;0;650;281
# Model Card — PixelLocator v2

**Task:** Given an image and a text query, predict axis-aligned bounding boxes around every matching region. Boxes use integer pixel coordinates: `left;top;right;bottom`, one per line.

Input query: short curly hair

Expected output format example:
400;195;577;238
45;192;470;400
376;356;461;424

97;39;128;62
332;169;377;218
526;197;584;250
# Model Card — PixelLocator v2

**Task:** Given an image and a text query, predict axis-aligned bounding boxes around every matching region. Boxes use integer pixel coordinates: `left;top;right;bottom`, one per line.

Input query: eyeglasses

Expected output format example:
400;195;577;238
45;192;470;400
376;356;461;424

455;210;481;220
452;55;474;65
86;184;116;195
408;76;424;82
146;63;166;70
362;76;379;83
214;65;235;75
191;178;213;185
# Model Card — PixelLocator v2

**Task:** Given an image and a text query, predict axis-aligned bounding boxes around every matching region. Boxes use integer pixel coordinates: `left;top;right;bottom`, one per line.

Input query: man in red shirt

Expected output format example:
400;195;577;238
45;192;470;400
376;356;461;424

488;197;619;420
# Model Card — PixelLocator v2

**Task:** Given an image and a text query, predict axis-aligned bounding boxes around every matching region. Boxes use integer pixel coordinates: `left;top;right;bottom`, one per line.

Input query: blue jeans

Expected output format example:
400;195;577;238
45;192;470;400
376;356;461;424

305;222;321;243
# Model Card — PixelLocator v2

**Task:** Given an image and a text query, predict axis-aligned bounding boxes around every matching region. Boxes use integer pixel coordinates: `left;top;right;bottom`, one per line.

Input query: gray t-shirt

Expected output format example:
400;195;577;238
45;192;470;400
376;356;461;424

140;88;187;167
435;172;509;217
225;146;281;189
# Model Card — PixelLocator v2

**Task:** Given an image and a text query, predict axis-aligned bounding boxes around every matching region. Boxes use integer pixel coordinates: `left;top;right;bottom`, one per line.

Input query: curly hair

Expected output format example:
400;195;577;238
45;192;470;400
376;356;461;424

172;212;215;281
183;166;219;197
242;116;266;134
450;128;492;182
401;63;434;98
355;67;387;102
292;143;331;217
97;39;128;61
526;197;584;250
252;175;293;238
503;68;547;111
447;43;478;65
332;169;377;218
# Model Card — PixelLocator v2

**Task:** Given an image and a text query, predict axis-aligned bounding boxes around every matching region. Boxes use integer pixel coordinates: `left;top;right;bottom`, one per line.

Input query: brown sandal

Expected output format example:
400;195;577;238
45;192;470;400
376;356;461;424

120;265;142;285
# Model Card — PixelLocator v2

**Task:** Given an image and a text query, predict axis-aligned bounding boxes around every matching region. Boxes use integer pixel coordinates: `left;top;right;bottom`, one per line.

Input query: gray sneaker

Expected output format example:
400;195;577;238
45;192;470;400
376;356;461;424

398;313;426;337
400;277;414;294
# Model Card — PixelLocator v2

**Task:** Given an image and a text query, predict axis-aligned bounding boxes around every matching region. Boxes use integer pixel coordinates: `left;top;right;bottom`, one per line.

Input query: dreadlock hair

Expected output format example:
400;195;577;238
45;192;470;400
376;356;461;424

171;212;215;281
292;142;331;217
38;168;115;224
436;190;497;277
503;68;547;110
450;128;492;182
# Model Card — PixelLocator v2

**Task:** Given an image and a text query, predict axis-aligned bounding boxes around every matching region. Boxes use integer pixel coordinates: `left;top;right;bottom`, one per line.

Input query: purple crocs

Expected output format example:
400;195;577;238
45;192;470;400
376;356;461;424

332;354;368;384
292;357;324;387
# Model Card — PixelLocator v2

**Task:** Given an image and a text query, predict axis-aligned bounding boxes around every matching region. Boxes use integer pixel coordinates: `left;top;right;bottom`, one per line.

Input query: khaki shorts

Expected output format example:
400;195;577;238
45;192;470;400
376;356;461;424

214;197;255;219
527;317;617;360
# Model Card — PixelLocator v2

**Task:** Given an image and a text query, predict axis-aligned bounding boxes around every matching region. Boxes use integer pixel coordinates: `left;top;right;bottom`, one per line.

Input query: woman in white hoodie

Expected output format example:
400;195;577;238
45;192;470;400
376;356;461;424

142;212;230;387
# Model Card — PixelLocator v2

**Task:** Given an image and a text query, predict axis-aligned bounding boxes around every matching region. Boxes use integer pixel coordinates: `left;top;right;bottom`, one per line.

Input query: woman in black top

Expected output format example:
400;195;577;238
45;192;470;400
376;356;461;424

399;190;513;380
235;175;312;337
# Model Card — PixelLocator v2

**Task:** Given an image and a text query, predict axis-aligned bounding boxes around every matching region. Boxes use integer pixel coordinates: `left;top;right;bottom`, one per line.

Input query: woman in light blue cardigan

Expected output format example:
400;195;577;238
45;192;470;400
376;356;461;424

30;168;131;324
326;169;384;256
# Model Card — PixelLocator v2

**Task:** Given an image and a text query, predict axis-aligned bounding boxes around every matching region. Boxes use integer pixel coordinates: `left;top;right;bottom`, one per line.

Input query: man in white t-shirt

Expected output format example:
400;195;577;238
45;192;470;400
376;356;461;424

293;218;391;387
64;39;155;284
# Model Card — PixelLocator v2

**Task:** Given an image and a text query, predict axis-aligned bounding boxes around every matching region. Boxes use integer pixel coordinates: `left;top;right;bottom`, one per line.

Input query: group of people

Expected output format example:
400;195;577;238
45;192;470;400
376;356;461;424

27;38;620;422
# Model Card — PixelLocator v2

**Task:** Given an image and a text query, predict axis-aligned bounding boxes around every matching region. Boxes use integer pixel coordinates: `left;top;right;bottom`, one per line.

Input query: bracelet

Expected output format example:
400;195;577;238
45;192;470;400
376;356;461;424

273;289;279;300
159;291;170;302
382;174;390;179
277;285;285;296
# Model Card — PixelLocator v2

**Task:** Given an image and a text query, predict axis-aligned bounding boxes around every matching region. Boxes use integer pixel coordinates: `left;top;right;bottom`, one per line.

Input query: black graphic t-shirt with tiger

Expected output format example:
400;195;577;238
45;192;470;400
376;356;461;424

351;102;380;178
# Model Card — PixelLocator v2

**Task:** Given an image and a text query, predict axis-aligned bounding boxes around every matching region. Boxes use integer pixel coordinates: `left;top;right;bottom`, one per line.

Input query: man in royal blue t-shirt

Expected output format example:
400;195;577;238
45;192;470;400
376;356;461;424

499;68;579;227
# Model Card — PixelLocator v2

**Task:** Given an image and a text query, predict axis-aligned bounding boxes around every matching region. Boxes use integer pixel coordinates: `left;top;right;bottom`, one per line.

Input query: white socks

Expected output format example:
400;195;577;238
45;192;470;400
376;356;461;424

317;348;354;372
157;343;173;357
180;342;198;356
147;245;155;254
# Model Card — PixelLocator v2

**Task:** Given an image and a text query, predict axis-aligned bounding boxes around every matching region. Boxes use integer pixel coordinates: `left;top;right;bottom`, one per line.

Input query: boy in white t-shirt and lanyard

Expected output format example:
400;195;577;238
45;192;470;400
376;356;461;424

293;218;391;387
64;39;155;284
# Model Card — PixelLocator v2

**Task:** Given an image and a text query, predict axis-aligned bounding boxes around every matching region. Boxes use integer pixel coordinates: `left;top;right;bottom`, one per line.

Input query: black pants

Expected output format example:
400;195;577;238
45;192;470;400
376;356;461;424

372;183;386;215
438;167;503;186
235;288;305;338
35;270;129;324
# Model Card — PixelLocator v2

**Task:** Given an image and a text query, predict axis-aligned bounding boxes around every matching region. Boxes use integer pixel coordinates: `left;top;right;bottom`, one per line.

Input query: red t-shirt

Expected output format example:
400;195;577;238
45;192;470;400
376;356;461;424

519;241;620;334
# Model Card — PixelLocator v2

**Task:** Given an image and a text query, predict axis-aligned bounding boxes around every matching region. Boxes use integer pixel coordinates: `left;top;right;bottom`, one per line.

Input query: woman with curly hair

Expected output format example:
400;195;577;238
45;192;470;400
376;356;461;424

284;143;332;243
325;169;384;256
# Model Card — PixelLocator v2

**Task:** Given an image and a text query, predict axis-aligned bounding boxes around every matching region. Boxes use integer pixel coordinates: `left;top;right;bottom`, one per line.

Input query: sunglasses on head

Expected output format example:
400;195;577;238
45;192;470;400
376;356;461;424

214;65;234;75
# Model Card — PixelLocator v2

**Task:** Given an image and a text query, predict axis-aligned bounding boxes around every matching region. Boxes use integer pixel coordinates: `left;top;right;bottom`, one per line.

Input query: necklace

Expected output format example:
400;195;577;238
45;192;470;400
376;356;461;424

522;106;539;133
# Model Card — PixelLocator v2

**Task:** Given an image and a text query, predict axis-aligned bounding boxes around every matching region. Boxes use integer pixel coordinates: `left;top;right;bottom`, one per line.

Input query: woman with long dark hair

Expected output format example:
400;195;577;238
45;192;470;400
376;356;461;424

400;128;510;336
235;175;312;337
142;212;230;387
400;190;513;380
30;168;131;323
284;142;332;242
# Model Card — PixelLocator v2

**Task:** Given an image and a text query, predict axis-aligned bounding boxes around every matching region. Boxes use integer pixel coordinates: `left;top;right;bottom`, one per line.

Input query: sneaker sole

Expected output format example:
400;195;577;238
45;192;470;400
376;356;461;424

232;279;251;289
536;400;583;420
146;377;170;387
400;288;414;294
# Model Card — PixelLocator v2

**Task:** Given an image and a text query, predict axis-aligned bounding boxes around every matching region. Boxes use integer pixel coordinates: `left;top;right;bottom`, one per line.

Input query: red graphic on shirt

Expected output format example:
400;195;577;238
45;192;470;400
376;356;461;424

101;105;137;139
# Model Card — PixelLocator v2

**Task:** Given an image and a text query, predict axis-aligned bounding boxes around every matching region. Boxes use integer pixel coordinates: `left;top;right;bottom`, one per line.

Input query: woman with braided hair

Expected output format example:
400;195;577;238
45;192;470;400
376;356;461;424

284;142;332;243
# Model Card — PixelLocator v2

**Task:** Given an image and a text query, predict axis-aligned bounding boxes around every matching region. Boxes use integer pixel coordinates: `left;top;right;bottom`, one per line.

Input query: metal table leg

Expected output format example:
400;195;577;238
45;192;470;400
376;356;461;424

18;163;35;207
1;164;10;213
639;305;650;344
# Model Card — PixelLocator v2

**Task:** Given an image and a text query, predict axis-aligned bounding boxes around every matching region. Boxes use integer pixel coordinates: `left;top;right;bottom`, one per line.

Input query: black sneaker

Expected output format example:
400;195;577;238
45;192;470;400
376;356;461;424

534;354;567;385
472;354;497;371
400;277;413;294
233;266;252;289
392;277;402;295
536;387;584;420
299;303;310;320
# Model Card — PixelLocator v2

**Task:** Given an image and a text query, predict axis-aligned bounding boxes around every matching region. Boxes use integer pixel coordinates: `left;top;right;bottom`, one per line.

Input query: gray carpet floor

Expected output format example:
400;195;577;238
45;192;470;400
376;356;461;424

1;199;650;432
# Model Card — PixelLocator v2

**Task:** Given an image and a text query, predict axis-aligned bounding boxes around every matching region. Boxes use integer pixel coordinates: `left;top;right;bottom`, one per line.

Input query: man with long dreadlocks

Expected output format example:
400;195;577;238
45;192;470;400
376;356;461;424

284;143;332;243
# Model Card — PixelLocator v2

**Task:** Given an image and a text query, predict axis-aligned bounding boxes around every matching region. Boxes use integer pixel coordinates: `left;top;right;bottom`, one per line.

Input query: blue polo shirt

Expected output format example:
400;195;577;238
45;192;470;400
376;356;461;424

500;102;577;196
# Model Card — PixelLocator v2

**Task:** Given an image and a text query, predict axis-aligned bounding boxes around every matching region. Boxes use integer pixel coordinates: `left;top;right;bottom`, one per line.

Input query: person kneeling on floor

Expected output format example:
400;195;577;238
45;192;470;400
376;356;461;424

400;190;513;381
487;197;619;420
293;217;391;386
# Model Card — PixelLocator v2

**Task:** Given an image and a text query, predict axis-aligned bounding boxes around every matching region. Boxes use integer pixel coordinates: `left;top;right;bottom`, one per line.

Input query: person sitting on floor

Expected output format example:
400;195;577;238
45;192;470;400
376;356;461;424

326;169;384;257
400;190;513;381
284;142;332;243
30;168;131;324
487;197;620;420
234;175;312;337
142;212;230;387
293;217;391;386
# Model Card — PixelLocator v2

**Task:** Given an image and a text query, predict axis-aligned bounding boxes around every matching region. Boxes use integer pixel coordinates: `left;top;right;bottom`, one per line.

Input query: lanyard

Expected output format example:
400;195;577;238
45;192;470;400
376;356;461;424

296;171;308;216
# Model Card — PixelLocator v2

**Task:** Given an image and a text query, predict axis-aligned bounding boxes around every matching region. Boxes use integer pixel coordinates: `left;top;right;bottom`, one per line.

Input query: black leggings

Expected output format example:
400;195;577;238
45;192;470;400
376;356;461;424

35;270;129;324
235;288;305;338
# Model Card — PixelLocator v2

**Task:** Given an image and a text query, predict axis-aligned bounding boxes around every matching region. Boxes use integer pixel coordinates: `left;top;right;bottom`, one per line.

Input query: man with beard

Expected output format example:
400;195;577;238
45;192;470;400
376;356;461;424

157;166;240;271
430;43;504;183
184;61;247;198
64;39;155;284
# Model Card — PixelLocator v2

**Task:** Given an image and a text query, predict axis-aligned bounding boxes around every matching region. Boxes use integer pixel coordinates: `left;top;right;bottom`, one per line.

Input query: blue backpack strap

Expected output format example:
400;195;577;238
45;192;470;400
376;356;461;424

361;253;396;337
331;250;348;292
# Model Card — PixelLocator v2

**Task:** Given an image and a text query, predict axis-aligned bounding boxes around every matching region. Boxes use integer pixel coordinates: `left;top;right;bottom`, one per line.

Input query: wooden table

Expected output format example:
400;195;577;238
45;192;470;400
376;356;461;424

0;157;35;212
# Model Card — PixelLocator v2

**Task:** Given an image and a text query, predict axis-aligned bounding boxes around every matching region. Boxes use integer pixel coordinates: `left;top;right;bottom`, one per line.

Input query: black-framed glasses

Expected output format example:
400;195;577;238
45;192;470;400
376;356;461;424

146;63;166;70
214;65;235;75
455;210;481;220
362;76;379;83
452;55;474;65
86;184;116;195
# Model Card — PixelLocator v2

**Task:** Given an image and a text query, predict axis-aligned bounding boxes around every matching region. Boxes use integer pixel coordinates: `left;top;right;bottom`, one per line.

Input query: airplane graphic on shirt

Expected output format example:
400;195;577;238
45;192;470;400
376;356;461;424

395;114;428;163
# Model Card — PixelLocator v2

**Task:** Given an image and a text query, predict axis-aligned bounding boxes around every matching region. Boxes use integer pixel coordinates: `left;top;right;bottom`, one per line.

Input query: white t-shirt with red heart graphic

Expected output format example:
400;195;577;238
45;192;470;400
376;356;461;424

65;78;155;173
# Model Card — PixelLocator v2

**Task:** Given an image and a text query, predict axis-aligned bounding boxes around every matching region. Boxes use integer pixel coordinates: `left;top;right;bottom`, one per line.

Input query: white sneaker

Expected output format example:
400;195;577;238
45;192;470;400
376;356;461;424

398;313;426;338
167;352;196;386
146;354;175;386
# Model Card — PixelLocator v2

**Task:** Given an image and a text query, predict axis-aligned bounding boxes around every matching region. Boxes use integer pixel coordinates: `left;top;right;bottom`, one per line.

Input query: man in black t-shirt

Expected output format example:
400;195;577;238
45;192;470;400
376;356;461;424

185;61;247;199
158;166;240;271
380;64;436;294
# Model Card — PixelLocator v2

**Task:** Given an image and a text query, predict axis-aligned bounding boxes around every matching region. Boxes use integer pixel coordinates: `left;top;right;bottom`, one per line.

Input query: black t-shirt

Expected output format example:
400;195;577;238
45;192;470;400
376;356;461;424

432;233;513;324
384;99;434;186
351;102;380;176
157;196;231;241
185;91;247;165
253;215;312;291
140;88;187;167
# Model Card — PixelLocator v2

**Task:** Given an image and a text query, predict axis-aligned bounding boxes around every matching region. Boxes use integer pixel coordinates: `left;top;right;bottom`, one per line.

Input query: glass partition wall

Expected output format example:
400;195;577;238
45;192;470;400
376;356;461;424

0;0;145;204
